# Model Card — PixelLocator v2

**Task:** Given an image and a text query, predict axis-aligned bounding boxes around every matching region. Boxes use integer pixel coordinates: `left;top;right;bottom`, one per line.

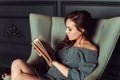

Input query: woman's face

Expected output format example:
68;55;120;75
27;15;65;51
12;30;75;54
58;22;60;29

65;18;83;41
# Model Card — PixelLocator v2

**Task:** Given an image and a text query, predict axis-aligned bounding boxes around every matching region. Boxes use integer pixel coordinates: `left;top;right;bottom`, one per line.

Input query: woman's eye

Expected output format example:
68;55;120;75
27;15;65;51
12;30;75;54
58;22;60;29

69;28;72;31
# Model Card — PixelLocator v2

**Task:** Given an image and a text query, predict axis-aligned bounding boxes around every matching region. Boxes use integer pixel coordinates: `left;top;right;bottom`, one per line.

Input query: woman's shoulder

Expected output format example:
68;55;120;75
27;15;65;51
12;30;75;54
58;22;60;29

72;46;98;53
74;39;98;52
60;41;98;53
81;41;98;52
86;44;98;52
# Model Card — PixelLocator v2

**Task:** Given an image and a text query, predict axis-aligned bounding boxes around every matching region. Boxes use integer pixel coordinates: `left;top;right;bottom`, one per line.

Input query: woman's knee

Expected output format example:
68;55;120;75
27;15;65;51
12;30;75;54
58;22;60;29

11;59;25;68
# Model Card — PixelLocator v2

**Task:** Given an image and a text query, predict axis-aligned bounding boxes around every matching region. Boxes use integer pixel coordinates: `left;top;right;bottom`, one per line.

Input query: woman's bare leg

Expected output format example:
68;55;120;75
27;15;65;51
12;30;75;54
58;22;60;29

11;59;40;80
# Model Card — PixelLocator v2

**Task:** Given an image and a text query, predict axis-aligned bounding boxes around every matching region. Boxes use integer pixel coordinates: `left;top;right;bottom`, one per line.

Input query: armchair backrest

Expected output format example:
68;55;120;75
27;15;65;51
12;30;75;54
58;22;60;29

85;17;120;80
28;13;120;80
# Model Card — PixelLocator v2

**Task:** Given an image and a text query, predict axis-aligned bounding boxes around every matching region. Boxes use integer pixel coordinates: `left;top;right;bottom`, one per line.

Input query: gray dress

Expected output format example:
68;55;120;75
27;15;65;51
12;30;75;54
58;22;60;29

40;46;98;80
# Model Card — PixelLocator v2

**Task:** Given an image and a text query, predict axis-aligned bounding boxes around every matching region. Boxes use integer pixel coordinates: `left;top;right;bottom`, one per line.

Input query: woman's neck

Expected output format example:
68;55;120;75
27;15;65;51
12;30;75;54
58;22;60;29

74;37;89;47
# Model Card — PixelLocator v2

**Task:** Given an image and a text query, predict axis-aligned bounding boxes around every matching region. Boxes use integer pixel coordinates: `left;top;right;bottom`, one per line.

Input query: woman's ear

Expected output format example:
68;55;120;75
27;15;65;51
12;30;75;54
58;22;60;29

79;28;85;33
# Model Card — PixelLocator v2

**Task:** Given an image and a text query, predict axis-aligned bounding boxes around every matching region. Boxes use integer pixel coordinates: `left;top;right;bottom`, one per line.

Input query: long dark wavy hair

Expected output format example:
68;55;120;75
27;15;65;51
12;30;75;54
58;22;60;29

59;10;93;49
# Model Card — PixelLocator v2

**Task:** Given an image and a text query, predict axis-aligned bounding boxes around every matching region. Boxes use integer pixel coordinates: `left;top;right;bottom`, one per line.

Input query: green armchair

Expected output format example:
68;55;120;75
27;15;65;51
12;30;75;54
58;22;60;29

3;13;120;80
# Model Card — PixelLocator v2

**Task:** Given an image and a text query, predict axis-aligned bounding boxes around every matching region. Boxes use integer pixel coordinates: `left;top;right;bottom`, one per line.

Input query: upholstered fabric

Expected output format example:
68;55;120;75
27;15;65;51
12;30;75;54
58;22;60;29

3;14;120;80
51;17;66;50
86;17;120;80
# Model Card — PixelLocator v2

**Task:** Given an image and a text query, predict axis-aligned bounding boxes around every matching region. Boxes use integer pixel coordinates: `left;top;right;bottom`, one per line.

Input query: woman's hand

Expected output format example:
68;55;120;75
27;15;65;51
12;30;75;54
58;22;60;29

33;47;42;56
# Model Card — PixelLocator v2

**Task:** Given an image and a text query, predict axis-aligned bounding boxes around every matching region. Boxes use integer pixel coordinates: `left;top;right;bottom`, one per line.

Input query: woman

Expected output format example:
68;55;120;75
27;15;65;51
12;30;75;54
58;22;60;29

10;10;98;80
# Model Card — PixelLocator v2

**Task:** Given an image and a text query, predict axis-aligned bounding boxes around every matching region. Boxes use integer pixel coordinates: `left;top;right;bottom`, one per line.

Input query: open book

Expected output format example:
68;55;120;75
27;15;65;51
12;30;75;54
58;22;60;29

32;36;56;67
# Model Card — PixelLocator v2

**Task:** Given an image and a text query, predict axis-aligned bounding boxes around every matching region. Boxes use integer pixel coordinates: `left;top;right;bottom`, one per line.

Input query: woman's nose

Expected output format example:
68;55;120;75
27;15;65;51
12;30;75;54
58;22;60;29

65;29;68;34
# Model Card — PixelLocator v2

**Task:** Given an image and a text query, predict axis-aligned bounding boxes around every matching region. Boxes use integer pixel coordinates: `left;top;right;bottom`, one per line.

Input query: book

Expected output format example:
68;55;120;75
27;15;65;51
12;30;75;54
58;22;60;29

32;36;56;67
